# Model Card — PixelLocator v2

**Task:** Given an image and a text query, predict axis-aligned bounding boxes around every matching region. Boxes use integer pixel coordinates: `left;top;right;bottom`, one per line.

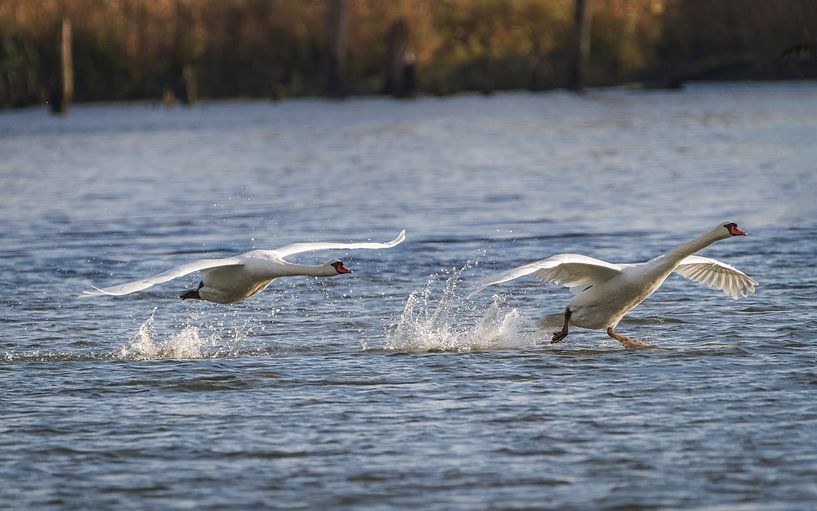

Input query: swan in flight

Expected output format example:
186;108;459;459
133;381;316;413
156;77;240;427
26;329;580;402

470;223;756;348
81;230;406;304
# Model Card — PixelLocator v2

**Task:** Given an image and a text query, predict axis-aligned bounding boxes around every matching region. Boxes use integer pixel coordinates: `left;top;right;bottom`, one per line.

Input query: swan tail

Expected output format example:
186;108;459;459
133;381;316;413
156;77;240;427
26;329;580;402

536;313;565;329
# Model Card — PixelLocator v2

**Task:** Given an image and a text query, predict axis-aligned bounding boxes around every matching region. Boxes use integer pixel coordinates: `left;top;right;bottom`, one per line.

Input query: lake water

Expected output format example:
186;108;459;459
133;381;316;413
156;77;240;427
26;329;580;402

2;82;817;510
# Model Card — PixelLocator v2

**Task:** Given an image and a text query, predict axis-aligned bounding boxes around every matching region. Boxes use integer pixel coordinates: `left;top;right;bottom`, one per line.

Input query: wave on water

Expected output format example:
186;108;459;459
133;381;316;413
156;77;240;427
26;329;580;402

382;267;540;353
116;309;249;360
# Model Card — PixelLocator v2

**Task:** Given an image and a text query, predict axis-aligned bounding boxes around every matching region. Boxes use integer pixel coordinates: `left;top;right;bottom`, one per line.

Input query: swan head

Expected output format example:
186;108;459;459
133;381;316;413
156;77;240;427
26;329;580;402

722;222;748;237
328;260;351;275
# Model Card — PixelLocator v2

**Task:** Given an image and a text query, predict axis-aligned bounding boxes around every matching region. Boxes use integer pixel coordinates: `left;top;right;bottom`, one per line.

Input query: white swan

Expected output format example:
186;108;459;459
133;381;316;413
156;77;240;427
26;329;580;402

81;230;406;304
469;223;756;348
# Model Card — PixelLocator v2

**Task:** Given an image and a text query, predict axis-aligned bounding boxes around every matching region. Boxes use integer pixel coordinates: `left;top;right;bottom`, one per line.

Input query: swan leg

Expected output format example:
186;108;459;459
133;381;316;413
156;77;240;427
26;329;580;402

551;308;572;344
606;327;650;348
180;281;204;300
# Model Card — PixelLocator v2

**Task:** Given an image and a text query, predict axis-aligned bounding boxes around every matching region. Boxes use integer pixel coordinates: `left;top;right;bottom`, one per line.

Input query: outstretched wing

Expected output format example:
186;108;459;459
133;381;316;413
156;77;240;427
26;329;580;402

469;253;623;298
79;257;243;297
674;255;757;299
273;230;406;258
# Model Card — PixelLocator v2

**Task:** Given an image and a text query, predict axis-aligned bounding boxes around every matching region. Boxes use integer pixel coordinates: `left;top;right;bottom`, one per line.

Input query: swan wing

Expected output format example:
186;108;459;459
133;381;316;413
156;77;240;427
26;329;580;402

469;253;623;297
79;257;244;297
674;255;757;299
273;230;406;258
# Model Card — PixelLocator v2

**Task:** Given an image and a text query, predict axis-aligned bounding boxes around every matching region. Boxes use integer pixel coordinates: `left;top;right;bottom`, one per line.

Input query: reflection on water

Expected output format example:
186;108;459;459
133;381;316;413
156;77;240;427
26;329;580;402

2;82;817;510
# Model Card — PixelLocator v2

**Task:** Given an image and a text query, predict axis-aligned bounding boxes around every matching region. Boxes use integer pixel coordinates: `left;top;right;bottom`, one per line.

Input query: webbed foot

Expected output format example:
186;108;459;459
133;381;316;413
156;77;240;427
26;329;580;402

550;308;572;344
606;327;651;348
180;281;204;300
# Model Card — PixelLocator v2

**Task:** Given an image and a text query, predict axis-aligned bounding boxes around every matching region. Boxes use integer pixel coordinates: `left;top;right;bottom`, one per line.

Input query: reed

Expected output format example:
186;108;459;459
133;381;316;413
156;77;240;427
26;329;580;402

1;0;814;109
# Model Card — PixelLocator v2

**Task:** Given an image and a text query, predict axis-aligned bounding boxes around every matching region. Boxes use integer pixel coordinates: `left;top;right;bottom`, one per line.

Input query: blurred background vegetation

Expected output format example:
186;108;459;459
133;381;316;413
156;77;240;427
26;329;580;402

1;0;815;109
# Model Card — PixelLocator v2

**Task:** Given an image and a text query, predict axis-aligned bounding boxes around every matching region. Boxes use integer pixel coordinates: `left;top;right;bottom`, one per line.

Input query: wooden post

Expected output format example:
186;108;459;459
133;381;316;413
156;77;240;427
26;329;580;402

384;18;416;98
567;0;592;92
168;0;197;105
325;0;349;97
50;17;73;114
182;64;197;104
138;0;149;97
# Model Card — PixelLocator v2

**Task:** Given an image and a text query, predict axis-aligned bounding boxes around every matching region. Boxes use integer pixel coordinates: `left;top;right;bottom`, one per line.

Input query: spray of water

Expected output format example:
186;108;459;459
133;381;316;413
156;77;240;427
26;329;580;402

383;267;540;352
116;309;249;360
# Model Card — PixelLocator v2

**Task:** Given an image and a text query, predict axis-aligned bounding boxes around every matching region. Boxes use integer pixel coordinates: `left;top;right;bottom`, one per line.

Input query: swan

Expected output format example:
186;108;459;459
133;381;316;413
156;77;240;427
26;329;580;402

80;230;406;304
469;223;757;348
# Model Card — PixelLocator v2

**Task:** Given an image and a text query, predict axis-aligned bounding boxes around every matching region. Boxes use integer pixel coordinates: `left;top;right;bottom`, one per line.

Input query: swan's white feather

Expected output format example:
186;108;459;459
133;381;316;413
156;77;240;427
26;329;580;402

79;258;244;297
674;255;757;299
469;253;623;298
274;230;406;258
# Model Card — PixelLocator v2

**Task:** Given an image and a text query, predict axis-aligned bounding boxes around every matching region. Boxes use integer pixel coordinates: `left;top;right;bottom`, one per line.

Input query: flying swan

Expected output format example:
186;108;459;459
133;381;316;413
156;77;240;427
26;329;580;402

469;223;756;348
81;230;406;304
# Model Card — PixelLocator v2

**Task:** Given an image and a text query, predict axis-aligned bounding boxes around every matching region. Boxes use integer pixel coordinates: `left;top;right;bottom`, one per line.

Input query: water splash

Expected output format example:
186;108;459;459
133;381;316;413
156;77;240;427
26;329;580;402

2;311;257;363
116;309;249;360
383;267;539;352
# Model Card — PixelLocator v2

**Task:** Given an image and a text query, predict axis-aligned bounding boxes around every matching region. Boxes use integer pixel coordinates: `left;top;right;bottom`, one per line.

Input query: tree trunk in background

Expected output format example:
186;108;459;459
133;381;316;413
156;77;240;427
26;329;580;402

138;0;149;97
168;0;197;105
325;0;349;97
384;18;416;98
568;0;592;92
50;17;73;114
182;65;197;103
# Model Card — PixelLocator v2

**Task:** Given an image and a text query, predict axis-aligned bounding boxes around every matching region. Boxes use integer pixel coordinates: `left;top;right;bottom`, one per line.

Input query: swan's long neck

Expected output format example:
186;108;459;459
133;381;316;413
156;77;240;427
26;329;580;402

660;228;727;267
275;262;336;277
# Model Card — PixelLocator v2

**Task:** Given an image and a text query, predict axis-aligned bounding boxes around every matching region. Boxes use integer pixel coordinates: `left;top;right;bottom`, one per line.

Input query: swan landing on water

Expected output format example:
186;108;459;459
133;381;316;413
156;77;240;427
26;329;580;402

470;222;757;348
80;230;406;304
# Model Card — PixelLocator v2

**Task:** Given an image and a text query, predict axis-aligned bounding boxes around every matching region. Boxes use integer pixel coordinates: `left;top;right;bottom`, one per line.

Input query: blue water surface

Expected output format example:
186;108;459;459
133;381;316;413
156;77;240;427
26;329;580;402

2;82;817;510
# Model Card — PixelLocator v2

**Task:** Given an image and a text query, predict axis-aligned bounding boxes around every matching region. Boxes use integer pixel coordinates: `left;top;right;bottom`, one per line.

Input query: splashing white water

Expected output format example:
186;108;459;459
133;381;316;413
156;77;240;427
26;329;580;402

117;310;248;360
383;268;540;352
